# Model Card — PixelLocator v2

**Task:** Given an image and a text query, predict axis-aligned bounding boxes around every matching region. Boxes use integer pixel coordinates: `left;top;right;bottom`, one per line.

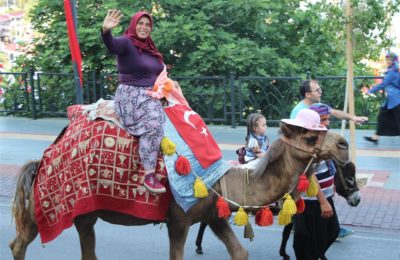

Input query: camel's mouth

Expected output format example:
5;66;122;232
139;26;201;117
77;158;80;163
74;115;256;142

332;155;350;167
316;152;349;167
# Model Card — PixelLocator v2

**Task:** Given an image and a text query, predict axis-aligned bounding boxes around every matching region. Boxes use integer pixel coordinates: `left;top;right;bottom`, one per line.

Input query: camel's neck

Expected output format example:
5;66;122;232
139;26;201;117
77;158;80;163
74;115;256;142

223;145;308;210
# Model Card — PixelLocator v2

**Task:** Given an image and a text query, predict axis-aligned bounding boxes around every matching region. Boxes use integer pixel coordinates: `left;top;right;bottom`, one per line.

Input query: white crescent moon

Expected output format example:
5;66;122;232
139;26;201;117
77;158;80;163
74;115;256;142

183;110;198;129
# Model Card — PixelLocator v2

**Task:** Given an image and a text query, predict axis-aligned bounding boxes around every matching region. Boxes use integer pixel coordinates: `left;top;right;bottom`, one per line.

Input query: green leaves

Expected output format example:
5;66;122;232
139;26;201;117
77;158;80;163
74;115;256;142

14;0;399;78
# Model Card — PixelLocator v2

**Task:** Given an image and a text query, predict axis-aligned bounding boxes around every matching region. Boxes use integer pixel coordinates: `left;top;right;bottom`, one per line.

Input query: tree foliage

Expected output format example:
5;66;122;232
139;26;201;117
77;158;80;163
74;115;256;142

14;0;399;77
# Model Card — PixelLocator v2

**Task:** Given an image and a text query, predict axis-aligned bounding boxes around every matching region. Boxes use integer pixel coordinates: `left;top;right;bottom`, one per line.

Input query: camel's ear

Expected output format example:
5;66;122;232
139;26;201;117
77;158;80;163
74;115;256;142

280;123;294;138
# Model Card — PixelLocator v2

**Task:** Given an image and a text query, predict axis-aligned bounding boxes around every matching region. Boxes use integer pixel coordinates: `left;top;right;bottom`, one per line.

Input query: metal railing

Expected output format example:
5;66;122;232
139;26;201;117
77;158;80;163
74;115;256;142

0;69;385;127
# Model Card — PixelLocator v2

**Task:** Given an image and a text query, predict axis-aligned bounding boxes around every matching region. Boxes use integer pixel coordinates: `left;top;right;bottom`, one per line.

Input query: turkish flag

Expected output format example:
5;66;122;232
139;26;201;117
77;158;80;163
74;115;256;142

164;104;222;168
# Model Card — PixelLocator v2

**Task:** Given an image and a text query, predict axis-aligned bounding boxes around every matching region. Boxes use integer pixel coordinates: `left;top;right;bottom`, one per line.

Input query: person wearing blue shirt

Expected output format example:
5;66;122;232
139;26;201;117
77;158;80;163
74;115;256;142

291;80;368;124
364;52;400;144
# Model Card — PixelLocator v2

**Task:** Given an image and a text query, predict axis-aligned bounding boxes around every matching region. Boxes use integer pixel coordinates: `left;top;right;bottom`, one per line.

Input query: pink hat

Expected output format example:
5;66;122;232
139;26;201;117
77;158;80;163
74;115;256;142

281;109;327;131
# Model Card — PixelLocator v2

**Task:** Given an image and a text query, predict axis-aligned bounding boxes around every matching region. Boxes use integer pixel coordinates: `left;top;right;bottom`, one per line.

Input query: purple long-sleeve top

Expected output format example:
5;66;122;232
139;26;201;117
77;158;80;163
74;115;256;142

101;30;163;87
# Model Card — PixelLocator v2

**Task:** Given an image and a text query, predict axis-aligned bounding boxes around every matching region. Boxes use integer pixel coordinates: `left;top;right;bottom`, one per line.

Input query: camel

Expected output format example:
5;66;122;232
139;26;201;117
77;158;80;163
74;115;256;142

9;122;349;260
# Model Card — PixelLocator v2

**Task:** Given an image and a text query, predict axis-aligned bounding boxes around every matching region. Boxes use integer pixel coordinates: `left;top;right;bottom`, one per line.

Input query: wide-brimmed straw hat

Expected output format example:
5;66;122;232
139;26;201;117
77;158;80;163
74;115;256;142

281;109;327;131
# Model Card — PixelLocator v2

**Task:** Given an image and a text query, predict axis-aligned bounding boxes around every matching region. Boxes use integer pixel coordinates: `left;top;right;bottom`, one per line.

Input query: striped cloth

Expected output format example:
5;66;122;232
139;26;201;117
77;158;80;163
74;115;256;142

302;160;335;200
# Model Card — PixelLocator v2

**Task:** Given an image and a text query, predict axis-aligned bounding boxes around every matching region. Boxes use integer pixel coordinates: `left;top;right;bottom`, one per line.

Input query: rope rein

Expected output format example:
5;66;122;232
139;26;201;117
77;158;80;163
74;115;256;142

191;134;323;210
200;153;318;210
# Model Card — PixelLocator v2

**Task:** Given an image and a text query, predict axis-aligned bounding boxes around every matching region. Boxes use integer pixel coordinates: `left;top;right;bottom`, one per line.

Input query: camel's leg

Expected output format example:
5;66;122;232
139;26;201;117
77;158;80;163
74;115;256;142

279;222;293;260
207;217;248;260
195;221;208;254
74;213;98;260
9;223;38;260
167;217;190;260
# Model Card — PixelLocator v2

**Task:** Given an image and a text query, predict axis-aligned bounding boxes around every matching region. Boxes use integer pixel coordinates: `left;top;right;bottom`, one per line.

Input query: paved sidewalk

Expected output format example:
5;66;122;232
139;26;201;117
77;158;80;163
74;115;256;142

0;117;399;231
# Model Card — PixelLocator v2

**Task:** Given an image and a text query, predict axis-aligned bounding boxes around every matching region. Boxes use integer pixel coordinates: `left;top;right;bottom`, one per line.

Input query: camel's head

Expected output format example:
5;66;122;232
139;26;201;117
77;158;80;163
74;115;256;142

280;109;349;165
317;131;349;165
280;123;349;165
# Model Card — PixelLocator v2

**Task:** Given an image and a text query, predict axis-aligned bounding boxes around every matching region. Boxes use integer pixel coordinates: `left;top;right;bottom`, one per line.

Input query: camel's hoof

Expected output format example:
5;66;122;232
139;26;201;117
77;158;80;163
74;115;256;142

279;250;290;260
9;239;16;251
195;247;203;255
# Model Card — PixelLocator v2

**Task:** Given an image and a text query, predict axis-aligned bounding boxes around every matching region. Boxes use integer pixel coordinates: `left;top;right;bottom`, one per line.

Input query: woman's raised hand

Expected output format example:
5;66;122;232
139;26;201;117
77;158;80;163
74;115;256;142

102;9;124;33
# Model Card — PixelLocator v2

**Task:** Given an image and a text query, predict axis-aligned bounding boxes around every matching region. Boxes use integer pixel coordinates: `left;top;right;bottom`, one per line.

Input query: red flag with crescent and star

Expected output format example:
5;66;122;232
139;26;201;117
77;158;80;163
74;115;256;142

164;104;222;168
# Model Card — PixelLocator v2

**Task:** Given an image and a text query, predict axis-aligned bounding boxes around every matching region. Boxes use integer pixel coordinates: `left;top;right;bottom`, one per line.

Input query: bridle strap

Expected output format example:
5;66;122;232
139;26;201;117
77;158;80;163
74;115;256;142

280;130;327;155
220;175;229;199
280;136;316;154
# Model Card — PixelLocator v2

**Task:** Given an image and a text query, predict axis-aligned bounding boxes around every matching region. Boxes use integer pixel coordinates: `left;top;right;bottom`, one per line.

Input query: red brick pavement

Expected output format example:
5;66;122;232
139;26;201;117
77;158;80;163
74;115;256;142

1;163;399;230
335;187;400;230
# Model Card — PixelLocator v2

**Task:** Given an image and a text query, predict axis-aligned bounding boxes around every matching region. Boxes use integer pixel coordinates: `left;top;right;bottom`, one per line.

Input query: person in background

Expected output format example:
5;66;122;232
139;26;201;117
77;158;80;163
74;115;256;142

243;113;269;168
293;104;339;260
364;52;400;144
290;79;367;239
291;80;368;125
101;9;166;193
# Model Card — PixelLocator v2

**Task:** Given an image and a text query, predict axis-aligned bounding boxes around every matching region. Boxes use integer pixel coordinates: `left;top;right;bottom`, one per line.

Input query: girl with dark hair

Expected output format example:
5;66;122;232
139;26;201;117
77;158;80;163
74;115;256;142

365;52;400;144
101;10;166;193
243;113;269;168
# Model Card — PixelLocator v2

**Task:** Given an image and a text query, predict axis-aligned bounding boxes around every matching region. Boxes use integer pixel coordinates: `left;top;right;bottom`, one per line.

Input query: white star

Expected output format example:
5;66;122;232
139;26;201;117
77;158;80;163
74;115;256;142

200;127;208;136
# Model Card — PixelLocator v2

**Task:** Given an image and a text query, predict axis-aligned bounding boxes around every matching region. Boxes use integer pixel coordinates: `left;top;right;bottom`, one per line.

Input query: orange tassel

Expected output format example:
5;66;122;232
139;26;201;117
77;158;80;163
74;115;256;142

296;197;305;214
163;79;174;93
216;196;231;219
297;174;309;192
175;155;191;175
255;207;274;226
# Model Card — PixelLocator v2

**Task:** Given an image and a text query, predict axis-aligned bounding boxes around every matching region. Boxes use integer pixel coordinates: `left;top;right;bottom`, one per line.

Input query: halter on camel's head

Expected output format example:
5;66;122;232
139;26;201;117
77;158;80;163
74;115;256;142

281;109;327;154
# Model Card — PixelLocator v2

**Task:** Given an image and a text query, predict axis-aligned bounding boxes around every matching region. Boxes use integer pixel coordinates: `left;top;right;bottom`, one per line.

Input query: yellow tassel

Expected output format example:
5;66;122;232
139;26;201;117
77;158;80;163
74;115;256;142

282;193;297;215
161;137;176;155
277;193;297;226
234;207;249;226
306;177;318;197
278;210;292;225
193;177;208;198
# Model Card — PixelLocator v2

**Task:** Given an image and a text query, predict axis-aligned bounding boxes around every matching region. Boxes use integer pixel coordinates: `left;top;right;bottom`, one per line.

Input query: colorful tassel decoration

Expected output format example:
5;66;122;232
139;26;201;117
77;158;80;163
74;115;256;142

296;197;305;214
278;210;292;225
216;196;231;219
175;155;191;175
281;194;297;215
161;137;176;155
306;177;318;197
244;222;255;241
193;177;208;198
297;174;310;192
255;207;274;226
277;193;297;226
234;207;249;226
163;79;174;93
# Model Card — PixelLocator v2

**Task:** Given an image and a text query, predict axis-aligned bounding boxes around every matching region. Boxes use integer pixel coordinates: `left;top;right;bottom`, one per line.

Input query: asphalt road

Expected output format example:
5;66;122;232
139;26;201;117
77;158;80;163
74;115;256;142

1;196;399;260
1;117;399;259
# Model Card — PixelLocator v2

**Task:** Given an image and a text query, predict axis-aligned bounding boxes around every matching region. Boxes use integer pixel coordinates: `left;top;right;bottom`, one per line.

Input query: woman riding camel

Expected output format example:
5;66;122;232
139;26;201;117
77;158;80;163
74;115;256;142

101;10;166;193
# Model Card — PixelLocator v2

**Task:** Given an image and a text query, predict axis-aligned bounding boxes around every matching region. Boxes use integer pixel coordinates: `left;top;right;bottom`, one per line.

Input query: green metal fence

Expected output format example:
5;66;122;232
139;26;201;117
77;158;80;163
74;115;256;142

0;70;384;127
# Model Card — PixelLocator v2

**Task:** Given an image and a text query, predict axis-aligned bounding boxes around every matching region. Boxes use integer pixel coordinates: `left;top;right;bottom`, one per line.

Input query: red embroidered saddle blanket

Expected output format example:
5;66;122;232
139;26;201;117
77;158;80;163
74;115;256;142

34;105;171;243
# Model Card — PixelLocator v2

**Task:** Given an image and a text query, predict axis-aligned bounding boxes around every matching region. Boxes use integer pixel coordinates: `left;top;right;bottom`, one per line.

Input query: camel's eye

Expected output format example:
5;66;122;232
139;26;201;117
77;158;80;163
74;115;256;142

305;136;318;145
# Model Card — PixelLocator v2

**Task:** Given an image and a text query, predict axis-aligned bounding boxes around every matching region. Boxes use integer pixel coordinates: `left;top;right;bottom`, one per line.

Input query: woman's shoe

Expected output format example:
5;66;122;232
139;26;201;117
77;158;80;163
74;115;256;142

364;136;378;144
